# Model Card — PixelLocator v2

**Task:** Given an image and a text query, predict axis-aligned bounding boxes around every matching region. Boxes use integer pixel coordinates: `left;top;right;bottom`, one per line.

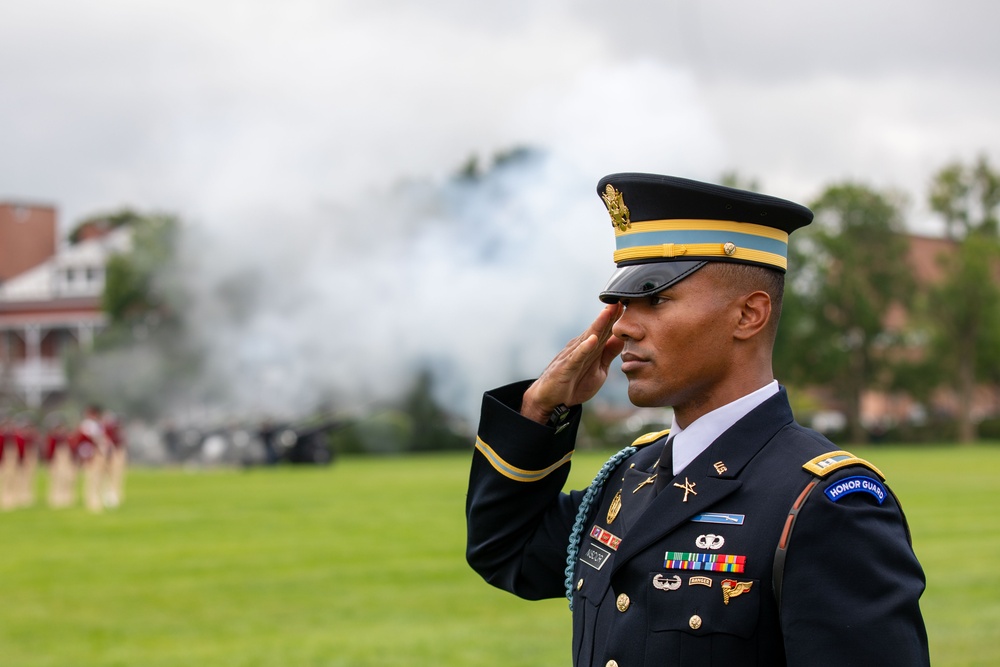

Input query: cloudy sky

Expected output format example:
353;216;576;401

3;0;998;229
2;0;999;421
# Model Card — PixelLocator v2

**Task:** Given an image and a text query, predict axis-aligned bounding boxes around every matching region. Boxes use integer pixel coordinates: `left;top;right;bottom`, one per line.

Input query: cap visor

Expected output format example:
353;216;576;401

599;261;707;303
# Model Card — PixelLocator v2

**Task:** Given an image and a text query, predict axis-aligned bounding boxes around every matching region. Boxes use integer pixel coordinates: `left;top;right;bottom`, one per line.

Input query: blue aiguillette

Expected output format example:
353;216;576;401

691;512;745;525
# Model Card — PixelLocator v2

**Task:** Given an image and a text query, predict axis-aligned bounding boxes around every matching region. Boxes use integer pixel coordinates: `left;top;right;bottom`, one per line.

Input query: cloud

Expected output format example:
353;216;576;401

3;0;999;424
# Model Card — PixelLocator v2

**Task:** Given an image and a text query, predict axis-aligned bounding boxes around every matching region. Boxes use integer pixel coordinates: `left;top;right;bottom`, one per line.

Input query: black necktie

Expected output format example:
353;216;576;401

653;437;674;494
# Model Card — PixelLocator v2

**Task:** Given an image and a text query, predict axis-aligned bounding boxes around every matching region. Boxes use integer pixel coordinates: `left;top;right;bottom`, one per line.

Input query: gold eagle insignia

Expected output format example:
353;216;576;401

602;184;631;232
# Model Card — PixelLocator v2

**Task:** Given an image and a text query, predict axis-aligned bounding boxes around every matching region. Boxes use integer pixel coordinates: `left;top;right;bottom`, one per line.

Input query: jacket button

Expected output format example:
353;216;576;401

616;593;630;612
577;578;584;591
689;614;702;630
606;661;619;667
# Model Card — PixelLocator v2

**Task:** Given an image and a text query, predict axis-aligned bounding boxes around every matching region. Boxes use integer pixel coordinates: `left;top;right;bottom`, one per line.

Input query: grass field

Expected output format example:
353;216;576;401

1;444;997;666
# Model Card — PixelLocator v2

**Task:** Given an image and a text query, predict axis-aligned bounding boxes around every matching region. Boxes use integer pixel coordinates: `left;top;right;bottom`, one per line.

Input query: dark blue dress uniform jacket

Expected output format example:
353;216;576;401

466;381;930;666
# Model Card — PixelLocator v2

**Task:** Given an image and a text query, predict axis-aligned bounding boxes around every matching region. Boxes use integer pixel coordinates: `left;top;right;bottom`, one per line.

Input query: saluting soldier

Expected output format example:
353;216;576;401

465;173;929;666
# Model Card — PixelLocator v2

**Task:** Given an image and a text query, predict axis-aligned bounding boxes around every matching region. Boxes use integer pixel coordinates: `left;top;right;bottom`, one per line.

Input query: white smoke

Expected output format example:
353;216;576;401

153;60;728;427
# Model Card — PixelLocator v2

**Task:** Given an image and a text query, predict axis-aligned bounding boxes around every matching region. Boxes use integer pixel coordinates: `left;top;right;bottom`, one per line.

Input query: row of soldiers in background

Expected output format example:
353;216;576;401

0;405;127;513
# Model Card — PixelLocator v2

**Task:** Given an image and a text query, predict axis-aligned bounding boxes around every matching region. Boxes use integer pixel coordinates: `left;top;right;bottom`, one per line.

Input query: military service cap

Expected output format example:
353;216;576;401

596;173;813;303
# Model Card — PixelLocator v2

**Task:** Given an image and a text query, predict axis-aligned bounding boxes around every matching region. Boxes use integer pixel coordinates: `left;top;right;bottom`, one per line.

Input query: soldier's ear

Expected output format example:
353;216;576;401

733;290;771;341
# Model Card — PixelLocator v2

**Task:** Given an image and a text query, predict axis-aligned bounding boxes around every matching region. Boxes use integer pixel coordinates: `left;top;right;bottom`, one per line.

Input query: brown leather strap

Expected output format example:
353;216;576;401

772;478;819;608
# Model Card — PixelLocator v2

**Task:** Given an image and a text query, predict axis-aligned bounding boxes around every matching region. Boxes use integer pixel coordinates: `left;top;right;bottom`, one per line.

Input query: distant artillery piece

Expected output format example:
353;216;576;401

266;419;340;465
160;418;340;466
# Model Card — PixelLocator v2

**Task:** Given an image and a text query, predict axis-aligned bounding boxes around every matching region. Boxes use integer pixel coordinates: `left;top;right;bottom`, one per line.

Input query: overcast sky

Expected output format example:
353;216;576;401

3;0;999;420
2;0;998;232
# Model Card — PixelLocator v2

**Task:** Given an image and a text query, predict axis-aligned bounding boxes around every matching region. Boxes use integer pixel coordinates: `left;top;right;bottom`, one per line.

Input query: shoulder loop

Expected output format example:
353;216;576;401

631;428;670;448
802;450;885;481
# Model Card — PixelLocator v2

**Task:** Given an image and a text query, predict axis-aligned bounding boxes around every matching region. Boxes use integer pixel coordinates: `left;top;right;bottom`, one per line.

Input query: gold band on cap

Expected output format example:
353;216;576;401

614;243;788;270
616;219;789;242
612;218;790;270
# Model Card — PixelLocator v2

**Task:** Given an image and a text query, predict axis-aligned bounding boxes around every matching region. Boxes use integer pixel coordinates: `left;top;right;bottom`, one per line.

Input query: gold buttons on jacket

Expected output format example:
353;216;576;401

605;661;619;667
689;614;703;630
616;593;630;612
577;578;584;591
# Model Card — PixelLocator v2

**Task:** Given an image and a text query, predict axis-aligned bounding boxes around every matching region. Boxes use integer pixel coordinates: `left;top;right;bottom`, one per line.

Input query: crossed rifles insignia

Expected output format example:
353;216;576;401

674;477;697;502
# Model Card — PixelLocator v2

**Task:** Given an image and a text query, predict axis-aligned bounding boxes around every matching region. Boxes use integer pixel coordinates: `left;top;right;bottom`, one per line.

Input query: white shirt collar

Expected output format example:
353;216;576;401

668;380;779;475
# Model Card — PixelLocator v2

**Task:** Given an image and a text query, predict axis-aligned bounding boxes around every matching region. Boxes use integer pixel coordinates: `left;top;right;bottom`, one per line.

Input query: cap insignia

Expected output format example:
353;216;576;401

602;184;631;232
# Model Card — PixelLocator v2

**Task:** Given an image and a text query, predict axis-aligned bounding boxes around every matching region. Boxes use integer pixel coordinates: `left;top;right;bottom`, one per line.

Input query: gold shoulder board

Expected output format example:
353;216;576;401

802;450;885;481
631;429;670;448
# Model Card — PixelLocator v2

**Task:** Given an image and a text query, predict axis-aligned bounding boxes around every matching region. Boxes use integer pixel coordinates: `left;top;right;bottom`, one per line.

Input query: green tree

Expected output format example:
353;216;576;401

100;212;180;325
66;210;198;419
774;183;913;443
924;155;1000;442
399;367;469;452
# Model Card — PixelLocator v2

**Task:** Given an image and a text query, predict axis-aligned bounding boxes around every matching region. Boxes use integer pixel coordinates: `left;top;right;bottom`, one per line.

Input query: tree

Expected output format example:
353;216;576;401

100;212;180;326
774;182;913;443
929;155;1000;240
399;367;469;452
924;155;1000;442
67;210;199;419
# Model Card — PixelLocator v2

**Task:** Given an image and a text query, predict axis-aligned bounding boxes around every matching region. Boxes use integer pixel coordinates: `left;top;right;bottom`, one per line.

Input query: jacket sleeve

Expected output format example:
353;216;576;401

465;380;585;601
779;466;930;666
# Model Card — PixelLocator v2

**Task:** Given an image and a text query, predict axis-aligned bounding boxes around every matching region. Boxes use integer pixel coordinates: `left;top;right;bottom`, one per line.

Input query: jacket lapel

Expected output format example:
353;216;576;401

611;389;795;573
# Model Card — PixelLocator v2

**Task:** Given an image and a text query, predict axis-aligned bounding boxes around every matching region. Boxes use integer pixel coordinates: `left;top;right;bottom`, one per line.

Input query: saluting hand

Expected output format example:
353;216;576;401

521;303;625;425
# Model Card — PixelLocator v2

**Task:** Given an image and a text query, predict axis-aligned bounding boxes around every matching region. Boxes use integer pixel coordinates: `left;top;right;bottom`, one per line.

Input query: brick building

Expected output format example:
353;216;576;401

0;203;130;408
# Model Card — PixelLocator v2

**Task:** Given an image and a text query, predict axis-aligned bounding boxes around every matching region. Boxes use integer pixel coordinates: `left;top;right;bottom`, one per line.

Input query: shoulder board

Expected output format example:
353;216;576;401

631;429;670;448
802;450;885;481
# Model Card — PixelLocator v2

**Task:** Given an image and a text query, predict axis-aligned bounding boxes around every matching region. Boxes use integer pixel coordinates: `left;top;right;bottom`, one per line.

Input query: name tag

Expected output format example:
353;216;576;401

581;544;612;570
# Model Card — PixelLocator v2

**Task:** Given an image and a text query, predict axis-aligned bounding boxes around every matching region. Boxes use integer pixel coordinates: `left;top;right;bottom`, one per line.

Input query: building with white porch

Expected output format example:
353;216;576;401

0;203;130;408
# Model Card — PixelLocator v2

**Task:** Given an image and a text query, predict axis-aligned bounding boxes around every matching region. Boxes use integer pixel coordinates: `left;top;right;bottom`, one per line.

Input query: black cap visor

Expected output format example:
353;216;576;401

599;260;707;304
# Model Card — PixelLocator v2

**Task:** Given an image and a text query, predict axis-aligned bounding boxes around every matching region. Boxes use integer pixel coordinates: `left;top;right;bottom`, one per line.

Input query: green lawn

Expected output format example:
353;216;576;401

0;445;996;666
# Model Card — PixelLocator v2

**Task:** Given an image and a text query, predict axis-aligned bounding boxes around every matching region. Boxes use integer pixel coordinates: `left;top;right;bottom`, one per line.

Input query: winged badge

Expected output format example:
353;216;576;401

721;579;753;605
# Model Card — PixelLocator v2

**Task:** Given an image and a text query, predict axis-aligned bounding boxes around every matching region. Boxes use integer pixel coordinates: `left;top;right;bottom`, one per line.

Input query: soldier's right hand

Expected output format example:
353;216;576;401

520;303;624;425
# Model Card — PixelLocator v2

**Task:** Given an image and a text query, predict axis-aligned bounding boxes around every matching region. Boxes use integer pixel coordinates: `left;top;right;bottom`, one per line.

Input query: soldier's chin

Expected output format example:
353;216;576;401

626;384;664;409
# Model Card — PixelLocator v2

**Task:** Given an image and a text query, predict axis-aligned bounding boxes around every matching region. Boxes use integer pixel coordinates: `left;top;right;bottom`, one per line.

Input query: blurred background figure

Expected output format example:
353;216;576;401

0;416;15;510
102;410;126;508
12;415;39;508
73;405;112;513
44;414;77;509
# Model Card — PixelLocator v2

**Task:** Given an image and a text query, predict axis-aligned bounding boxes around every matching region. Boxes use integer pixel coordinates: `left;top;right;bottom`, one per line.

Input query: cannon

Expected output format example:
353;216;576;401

258;418;340;465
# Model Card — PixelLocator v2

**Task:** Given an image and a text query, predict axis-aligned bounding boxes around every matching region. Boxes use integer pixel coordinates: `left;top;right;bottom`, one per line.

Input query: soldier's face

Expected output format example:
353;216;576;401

611;265;742;418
